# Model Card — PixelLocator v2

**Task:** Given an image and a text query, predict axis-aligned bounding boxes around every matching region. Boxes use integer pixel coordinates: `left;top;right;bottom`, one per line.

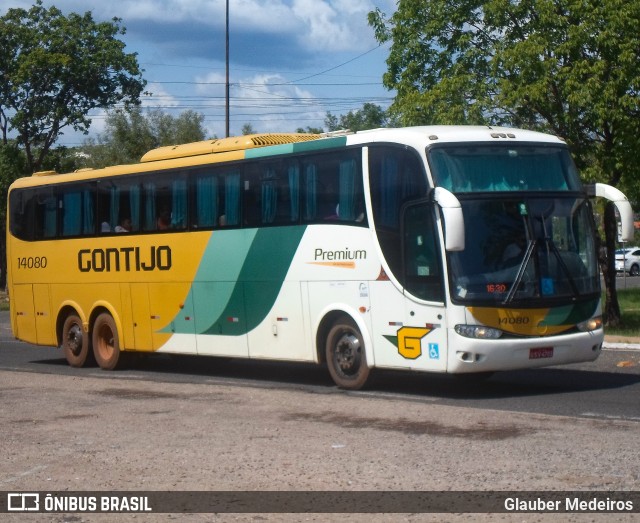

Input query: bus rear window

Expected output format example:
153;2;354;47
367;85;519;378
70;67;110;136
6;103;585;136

10;188;58;241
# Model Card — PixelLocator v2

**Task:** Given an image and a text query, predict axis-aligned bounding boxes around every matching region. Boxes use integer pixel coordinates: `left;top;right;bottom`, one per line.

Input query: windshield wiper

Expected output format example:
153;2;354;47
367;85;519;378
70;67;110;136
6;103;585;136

503;240;536;304
503;238;581;304
545;238;580;298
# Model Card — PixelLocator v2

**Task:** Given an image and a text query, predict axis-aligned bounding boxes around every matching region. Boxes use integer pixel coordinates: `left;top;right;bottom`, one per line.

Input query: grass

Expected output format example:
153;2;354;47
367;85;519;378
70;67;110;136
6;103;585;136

604;288;640;338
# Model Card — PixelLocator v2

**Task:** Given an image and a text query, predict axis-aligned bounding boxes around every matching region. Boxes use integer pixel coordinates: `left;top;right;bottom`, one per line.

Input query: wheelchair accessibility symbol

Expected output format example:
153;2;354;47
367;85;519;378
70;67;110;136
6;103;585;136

428;343;440;359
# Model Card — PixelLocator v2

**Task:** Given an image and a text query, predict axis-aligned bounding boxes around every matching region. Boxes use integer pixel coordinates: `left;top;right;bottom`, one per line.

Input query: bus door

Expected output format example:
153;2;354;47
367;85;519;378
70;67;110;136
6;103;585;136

369;201;448;372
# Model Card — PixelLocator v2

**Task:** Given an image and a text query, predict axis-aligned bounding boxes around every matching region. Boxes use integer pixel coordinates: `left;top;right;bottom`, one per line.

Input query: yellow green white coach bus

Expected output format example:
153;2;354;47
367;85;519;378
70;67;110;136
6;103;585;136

6;126;634;389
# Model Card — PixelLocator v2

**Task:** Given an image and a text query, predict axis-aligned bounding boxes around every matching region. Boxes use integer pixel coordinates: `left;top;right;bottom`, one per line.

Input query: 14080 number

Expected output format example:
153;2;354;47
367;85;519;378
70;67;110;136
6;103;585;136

17;256;47;269
498;316;530;325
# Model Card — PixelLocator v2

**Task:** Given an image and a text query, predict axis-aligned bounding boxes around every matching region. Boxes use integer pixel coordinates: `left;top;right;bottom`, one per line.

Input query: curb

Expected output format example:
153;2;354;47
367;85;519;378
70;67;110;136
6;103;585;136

603;342;640;351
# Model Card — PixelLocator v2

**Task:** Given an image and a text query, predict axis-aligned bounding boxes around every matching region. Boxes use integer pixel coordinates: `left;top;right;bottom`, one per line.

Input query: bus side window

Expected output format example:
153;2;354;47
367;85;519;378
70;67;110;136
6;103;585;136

260;166;278;225
222;171;241;227
170;177;188;230
336;158;365;223
36;188;58;239
302;150;366;226
193;172;219;228
252;160;299;226
302;162;318;221
138;173;188;232
98;180;137;233
9;189;33;241
61;186;95;237
287;162;300;223
403;203;443;302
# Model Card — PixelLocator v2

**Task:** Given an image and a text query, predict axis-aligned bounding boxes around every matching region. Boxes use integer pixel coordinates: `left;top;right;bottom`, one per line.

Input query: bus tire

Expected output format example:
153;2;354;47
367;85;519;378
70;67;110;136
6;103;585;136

325;317;371;390
62;314;91;368
92;313;122;370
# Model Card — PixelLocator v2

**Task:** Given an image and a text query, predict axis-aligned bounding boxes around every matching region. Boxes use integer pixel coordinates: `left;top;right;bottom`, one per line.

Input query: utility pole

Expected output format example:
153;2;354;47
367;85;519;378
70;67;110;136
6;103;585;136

225;0;230;137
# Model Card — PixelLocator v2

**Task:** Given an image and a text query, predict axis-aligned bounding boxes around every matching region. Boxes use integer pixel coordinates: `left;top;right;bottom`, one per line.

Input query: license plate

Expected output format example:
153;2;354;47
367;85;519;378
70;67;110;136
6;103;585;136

529;347;554;359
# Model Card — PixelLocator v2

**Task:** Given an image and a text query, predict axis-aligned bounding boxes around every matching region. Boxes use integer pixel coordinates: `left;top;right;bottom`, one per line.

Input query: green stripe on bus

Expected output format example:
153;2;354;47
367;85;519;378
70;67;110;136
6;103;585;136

164;226;307;336
245;136;347;159
537;298;599;327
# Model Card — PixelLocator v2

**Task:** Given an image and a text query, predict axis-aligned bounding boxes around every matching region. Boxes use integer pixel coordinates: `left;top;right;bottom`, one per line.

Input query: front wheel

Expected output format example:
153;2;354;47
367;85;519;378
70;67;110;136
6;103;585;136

630;264;639;277
325;318;371;390
92;313;123;370
62;314;91;367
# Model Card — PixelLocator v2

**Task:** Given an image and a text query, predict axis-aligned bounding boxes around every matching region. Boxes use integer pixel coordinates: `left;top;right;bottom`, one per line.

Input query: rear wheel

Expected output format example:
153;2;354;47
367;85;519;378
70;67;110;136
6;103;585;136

325;318;370;390
630;264;639;277
62;314;91;367
92;313;123;370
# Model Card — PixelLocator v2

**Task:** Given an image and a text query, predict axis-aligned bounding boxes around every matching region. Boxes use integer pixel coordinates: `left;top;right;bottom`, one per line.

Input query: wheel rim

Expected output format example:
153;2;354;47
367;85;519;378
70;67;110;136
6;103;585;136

65;324;83;356
333;332;362;377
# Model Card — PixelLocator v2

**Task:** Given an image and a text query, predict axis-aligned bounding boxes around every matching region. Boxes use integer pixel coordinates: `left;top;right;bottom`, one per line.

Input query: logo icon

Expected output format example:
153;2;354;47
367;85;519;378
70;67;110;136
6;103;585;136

396;326;432;359
8;493;40;511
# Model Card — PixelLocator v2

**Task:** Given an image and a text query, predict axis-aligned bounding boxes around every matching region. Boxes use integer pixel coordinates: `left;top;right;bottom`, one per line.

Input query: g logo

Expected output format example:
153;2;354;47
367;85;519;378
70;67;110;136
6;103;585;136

397;327;432;359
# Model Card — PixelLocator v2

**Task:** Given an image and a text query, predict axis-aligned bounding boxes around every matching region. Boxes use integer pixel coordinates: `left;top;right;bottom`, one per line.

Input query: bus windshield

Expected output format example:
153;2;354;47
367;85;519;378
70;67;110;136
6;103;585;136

429;143;582;193
445;197;599;304
427;143;598;305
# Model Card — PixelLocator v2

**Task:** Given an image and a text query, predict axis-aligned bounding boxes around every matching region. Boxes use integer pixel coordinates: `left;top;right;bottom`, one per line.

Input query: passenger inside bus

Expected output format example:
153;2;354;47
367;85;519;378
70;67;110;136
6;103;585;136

115;218;132;233
157;211;170;230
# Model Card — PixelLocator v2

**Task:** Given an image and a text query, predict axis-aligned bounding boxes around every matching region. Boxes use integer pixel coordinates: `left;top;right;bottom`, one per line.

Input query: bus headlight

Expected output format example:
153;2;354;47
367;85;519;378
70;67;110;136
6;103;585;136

577;316;603;332
455;324;503;339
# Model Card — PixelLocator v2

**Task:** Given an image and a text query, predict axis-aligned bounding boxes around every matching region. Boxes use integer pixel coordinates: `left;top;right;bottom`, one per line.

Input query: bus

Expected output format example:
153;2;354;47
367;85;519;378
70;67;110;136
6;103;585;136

6;126;634;390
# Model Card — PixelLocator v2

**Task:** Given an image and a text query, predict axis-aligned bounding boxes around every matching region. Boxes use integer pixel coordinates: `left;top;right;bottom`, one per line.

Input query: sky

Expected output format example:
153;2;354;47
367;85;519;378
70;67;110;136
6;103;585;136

4;0;398;145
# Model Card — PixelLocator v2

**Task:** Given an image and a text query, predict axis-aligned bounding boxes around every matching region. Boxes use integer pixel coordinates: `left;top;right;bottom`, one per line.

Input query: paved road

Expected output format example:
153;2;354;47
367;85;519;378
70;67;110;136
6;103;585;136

2;311;640;522
613;273;640;290
2;311;639;423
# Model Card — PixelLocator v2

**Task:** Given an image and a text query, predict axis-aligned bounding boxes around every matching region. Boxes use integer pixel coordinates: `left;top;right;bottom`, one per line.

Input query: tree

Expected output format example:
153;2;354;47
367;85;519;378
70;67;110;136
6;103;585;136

241;123;256;135
325;103;390;132
369;0;640;326
0;142;27;289
83;108;207;167
0;1;146;173
296;126;324;134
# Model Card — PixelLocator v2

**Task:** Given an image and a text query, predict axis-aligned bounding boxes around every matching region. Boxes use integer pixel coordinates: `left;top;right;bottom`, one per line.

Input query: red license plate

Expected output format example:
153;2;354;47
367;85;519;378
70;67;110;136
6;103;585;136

529;347;554;359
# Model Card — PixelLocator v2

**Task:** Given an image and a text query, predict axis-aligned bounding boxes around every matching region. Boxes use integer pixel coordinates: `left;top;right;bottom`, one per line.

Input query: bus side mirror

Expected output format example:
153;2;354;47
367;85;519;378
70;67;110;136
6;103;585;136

588;183;635;242
433;187;465;251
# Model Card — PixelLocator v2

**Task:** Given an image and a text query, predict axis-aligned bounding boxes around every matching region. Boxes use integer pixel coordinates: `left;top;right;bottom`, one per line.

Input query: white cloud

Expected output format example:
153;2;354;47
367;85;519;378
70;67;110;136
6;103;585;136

7;0;396;144
17;1;395;57
291;0;352;51
194;70;325;136
142;83;182;108
99;0;381;52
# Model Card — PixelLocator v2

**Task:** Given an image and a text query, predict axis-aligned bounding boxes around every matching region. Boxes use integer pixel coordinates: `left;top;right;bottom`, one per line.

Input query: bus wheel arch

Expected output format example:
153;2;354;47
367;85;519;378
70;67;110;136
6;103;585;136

91;310;123;370
321;313;372;390
58;307;92;368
